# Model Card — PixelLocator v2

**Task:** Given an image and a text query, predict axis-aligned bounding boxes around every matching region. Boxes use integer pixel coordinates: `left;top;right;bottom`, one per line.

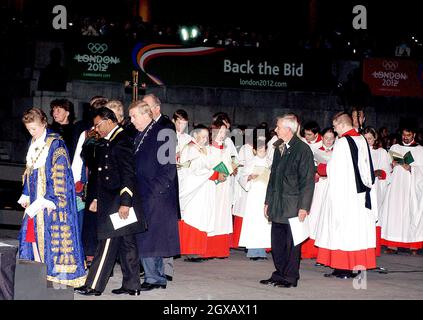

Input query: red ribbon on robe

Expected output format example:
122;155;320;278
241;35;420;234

25;217;36;243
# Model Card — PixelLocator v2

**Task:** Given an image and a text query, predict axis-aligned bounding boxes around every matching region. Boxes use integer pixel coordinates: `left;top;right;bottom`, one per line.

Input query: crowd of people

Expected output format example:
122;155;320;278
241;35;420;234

16;95;423;295
2;10;423;59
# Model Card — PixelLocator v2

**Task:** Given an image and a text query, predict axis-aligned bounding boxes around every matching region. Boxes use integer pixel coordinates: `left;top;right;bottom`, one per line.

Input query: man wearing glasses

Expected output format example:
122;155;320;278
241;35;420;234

75;107;145;296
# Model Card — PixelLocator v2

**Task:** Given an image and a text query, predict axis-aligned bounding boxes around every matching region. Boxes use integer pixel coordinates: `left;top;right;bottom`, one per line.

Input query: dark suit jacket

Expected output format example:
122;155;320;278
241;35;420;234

156;113;181;219
134;120;180;257
265;135;315;224
95;126;146;240
157;114;176;131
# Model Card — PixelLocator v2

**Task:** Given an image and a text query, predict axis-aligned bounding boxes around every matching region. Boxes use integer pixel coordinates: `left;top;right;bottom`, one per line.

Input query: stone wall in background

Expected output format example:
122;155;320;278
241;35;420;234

3;80;423;163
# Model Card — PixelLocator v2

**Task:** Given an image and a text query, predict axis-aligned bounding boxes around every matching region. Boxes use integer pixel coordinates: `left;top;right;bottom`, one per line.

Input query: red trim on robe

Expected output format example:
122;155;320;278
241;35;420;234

342;129;361;137
301;238;318;259
25;218;35;243
200;234;231;258
376;226;381;257
230;216;243;248
308;134;322;144
318;145;333;152
209;171;219;181
211;141;224;149
381;239;423;249
178;220;208;255
316;247;377;270
317;163;327;177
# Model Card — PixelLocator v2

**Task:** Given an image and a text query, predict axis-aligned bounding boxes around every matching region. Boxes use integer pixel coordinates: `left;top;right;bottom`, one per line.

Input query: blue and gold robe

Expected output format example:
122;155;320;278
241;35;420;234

18;130;87;287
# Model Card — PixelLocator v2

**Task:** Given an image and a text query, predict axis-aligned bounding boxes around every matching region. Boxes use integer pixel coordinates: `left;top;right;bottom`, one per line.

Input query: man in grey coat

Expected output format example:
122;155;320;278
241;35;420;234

260;114;315;288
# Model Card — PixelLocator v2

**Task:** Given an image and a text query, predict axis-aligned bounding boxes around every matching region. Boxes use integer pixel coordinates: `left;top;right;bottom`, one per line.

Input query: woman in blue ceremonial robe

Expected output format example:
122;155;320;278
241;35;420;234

17;107;87;287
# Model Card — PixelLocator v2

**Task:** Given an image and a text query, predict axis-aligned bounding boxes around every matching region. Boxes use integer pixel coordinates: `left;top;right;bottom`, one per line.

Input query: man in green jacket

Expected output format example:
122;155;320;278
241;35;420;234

260;114;315;288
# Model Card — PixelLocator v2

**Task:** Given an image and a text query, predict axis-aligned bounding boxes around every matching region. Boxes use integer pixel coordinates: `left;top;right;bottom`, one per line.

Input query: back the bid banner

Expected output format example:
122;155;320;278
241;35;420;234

132;43;335;92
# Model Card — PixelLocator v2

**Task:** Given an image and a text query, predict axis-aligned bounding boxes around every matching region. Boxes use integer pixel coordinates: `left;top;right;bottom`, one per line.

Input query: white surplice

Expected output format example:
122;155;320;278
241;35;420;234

308;146;333;240
233;144;255;217
238;156;272;249
178;141;216;233
369;147;392;225
207;143;234;236
380;144;423;243
314;135;377;251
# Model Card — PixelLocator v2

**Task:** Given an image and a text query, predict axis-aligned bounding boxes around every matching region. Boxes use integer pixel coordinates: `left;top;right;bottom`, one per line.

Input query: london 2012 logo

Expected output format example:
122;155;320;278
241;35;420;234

88;43;108;54
382;60;398;71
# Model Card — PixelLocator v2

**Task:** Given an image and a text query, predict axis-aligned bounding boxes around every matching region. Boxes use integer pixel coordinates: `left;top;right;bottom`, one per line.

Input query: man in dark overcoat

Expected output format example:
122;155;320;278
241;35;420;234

260;114;315;288
129;100;180;291
141;93;179;282
75;107;145;296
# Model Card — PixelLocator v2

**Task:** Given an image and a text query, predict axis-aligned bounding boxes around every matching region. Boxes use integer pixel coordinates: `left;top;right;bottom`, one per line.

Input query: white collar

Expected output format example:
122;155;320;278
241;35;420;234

155;114;162;122
32;129;47;146
104;125;119;140
26;129;49;169
402;140;415;146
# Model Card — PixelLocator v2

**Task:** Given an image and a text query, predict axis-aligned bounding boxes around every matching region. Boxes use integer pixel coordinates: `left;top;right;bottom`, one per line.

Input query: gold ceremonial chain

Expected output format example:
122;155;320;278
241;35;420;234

134;121;156;154
27;142;48;173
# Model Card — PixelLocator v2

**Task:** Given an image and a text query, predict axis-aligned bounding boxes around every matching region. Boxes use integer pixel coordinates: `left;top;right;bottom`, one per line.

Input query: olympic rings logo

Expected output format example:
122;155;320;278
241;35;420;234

88;43;108;54
382;60;398;71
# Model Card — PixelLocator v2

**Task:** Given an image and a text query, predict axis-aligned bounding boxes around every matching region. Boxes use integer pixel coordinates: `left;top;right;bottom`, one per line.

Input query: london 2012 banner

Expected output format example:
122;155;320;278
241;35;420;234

68;38;132;82
132;43;335;92
363;58;423;97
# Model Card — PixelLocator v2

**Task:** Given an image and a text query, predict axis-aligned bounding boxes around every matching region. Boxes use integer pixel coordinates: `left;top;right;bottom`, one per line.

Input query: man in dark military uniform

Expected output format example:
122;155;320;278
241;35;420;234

75;107;145;296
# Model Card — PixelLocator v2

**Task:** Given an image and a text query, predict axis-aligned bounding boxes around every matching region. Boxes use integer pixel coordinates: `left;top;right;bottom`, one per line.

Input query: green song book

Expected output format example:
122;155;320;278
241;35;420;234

389;150;414;165
212;161;230;185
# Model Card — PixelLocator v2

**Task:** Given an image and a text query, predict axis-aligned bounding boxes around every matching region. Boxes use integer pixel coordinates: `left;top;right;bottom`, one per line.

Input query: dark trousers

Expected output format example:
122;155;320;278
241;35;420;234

85;234;141;292
82;210;98;256
270;222;302;284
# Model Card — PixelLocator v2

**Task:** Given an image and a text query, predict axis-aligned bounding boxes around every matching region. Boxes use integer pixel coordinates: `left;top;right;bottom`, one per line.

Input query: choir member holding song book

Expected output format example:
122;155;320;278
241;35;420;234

178;125;215;261
302;127;336;260
380;126;423;255
363;126;391;257
238;131;272;260
200;119;234;259
231;130;255;249
315;112;377;279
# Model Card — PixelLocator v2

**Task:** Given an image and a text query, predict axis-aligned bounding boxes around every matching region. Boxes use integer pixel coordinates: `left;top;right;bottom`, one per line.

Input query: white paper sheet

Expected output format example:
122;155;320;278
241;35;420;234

288;216;310;246
109;207;138;230
25;198;56;218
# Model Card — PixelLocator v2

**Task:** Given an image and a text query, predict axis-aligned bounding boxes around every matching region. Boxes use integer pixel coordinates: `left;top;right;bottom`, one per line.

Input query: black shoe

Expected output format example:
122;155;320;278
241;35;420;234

111;287;141;296
324;270;358;279
140;282;166;291
274;280;297;288
184;257;204;262
250;257;259;261
259;278;276;285
75;287;102;296
166;275;173;281
74;285;87;292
